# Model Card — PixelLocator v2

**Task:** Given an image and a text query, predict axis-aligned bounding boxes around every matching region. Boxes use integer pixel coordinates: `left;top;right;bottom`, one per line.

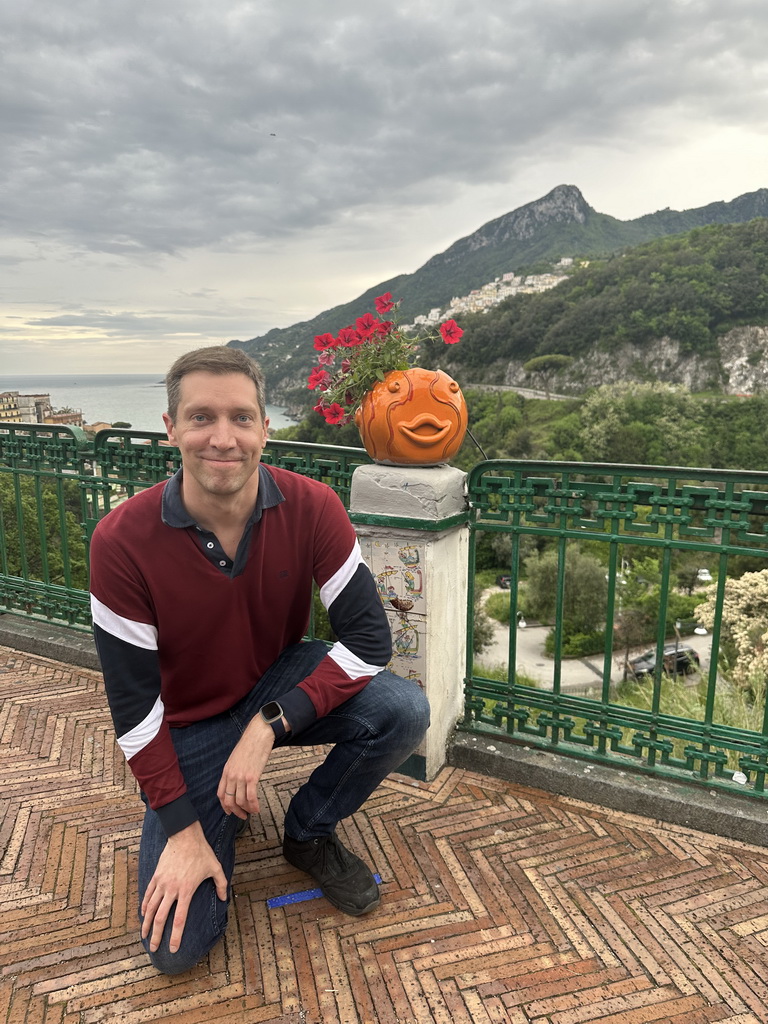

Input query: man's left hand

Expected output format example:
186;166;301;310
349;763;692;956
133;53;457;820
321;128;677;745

217;716;276;818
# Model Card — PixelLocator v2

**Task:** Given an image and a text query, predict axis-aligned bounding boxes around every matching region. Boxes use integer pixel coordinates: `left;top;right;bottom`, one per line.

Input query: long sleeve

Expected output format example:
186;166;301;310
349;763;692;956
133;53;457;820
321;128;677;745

276;486;393;733
89;514;198;837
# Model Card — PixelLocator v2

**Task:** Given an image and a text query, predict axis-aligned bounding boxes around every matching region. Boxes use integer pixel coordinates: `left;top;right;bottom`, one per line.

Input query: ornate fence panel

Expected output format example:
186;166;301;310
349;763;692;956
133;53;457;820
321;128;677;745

464;459;768;801
0;424;94;626
0;423;369;630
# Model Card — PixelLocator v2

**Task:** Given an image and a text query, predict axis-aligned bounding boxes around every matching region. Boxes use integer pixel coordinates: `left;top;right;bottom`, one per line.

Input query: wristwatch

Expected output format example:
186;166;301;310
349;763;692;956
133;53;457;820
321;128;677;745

259;700;287;741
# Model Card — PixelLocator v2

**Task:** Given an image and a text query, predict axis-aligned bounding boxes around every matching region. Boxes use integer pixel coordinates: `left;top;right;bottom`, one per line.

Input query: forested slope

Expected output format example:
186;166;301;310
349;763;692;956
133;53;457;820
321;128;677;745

448;218;768;375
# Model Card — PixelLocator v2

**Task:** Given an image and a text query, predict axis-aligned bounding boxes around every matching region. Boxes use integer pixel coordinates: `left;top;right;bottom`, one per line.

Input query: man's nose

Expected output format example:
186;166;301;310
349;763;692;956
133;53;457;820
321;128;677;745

209;419;236;448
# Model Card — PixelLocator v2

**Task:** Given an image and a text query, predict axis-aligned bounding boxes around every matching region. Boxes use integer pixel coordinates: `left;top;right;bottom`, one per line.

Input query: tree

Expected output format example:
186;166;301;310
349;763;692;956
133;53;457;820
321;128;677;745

578;381;709;465
524;546;608;634
0;476;87;589
522;354;574;400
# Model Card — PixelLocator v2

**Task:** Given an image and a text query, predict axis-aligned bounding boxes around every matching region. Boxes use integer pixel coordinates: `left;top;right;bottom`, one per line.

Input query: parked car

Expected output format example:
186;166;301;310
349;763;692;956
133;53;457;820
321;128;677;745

495;575;511;589
696;568;713;582
628;644;701;679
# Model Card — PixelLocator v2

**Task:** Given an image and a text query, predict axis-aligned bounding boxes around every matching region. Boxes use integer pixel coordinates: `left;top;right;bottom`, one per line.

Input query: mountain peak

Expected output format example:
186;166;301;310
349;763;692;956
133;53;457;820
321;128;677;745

493;184;592;241
432;185;593;266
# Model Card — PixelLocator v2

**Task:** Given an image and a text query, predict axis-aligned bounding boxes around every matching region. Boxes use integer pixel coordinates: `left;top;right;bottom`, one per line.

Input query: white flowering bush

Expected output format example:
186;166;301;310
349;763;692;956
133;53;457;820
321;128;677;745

696;569;768;695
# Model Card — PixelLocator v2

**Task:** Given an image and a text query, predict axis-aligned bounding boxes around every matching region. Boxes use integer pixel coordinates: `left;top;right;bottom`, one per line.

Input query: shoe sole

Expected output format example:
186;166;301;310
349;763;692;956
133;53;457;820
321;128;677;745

322;890;381;917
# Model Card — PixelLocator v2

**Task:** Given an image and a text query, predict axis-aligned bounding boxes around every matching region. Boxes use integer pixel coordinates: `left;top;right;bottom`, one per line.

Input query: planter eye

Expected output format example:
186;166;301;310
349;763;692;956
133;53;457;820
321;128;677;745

388;381;401;393
449;382;460;393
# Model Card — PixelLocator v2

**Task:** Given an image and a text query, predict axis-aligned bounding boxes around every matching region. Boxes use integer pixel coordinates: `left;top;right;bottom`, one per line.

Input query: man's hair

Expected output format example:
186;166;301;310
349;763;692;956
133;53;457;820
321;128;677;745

165;346;266;423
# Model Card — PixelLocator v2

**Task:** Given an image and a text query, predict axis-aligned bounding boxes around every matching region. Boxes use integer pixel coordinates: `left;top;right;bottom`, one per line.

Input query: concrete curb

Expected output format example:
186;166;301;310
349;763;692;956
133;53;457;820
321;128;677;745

0;615;100;671
450;731;768;848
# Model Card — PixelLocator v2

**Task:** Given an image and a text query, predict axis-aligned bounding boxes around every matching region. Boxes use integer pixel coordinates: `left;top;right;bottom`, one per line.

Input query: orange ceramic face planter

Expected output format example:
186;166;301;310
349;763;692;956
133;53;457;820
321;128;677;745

354;367;468;465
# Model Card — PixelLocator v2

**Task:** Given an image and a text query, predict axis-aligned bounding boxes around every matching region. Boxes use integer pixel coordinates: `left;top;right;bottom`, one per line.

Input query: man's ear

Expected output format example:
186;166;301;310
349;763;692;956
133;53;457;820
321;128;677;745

162;412;176;444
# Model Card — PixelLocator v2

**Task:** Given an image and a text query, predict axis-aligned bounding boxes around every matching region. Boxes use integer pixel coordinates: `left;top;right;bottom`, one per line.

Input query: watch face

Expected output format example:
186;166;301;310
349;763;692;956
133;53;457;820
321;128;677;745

260;701;282;723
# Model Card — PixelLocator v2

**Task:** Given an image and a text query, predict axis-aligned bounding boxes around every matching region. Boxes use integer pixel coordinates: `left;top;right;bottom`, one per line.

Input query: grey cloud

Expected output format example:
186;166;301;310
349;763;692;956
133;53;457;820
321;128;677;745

9;298;275;342
22;312;174;334
2;0;767;255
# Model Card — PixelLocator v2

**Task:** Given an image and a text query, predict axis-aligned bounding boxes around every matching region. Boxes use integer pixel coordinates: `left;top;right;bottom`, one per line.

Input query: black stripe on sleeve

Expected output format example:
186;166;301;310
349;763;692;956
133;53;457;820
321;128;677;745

327;563;392;667
93;621;163;739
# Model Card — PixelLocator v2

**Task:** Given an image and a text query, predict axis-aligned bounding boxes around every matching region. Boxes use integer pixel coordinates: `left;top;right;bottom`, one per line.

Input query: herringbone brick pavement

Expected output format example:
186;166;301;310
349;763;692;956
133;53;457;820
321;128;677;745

3;644;768;1024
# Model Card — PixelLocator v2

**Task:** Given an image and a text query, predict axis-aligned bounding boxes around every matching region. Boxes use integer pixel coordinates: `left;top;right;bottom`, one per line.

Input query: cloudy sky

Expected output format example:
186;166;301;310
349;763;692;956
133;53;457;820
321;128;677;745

2;0;767;374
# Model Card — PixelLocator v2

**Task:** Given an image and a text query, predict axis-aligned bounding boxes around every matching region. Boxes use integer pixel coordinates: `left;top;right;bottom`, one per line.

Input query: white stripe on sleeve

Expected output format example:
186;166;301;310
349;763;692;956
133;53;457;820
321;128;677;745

319;540;364;610
328;640;386;680
117;694;165;759
90;593;159;650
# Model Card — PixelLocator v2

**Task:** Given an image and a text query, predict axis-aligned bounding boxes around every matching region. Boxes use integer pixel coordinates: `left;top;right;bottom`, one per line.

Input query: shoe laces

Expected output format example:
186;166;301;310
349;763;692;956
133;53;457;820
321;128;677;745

313;833;353;876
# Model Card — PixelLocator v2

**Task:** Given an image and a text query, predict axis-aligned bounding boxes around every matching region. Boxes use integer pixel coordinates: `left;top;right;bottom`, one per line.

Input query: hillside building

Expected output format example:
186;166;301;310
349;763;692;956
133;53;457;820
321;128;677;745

402;266;569;331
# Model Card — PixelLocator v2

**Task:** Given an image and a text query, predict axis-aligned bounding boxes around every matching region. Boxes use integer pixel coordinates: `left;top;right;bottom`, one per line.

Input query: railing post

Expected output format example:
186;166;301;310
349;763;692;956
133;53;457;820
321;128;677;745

350;463;469;781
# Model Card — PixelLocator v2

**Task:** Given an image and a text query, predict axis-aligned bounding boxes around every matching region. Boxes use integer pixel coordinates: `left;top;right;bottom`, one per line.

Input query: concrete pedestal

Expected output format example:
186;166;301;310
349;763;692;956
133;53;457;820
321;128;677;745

350;463;468;780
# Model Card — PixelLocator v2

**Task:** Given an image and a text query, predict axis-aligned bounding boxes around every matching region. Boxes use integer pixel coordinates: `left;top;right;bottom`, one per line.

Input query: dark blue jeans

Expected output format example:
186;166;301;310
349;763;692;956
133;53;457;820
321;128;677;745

137;641;430;974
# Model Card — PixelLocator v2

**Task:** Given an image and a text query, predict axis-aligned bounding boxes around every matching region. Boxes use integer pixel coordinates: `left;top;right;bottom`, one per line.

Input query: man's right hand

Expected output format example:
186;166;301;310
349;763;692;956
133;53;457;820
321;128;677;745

141;820;228;955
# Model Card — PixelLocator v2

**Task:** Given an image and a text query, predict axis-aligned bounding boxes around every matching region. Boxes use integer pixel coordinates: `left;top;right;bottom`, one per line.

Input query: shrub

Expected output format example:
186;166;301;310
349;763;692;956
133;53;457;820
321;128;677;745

544;628;606;658
485;590;511;625
473;601;496;655
472;662;539;690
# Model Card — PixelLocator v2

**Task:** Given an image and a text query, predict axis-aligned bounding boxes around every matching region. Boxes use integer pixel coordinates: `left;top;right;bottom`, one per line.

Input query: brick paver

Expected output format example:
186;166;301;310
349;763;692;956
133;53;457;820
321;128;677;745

2;645;768;1023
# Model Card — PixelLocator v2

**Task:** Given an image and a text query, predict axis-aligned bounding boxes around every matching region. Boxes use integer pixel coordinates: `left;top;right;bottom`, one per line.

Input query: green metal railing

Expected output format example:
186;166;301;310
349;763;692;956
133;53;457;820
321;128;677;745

4;424;768;801
0;422;370;628
464;460;768;801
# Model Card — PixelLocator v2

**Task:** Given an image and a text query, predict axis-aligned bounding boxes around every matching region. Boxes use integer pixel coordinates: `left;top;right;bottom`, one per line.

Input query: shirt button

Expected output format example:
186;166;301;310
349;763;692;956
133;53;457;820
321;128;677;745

207;542;214;549
219;560;227;566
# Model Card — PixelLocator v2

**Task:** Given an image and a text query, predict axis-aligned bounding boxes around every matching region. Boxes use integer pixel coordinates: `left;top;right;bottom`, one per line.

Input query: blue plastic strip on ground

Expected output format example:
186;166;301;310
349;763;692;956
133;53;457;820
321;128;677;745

267;874;382;909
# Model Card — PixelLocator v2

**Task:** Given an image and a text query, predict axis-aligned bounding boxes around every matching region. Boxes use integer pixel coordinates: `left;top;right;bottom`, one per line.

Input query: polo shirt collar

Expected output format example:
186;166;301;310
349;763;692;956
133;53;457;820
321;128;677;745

161;463;285;529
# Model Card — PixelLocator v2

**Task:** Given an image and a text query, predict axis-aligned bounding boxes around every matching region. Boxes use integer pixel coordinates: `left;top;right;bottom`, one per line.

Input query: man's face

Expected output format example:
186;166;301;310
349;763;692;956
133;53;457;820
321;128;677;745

163;371;269;503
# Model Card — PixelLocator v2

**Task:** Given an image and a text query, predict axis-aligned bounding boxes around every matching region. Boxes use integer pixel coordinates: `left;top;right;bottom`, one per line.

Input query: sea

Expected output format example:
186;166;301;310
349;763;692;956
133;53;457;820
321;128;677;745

0;374;294;433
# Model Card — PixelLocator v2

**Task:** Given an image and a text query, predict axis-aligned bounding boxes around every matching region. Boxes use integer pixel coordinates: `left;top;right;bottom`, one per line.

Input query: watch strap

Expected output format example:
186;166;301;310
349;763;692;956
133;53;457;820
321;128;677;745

269;716;287;742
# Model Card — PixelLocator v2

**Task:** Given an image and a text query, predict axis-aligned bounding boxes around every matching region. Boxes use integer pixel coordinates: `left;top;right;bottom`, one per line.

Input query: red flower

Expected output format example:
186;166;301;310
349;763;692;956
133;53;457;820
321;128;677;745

376;320;394;337
374;292;395;314
313;332;337;351
323;403;346;424
307;367;331;390
317;349;335;366
337;326;362;347
341;358;351;373
355;312;379;339
439;319;463;345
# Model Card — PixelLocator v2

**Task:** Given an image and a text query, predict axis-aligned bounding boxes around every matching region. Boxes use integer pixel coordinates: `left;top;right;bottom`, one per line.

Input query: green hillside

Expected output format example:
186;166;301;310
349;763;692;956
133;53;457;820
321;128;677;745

233;184;768;404
449;218;768;375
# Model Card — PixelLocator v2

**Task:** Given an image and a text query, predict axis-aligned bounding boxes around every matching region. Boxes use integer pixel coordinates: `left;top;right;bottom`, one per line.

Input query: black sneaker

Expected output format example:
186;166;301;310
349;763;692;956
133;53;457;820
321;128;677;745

283;832;380;916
